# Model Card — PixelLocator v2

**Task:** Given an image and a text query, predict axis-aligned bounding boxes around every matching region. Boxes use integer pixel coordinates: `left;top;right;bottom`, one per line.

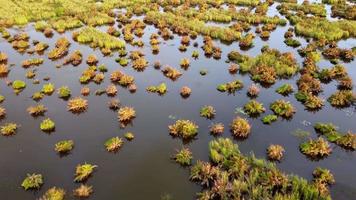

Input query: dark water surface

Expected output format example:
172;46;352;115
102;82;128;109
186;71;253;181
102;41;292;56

0;4;356;200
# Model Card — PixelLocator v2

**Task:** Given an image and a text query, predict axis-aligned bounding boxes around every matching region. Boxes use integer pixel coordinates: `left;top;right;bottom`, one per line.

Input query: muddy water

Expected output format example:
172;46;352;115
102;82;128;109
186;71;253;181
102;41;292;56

0;7;356;200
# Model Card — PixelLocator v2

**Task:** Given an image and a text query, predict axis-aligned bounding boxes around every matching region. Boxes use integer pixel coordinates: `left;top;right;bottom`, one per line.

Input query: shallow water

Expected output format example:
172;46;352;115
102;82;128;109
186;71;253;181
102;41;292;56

0;5;356;200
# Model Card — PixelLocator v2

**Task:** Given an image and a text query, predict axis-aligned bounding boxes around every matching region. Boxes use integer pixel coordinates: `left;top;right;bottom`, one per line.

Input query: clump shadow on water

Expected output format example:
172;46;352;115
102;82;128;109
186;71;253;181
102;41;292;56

0;2;355;200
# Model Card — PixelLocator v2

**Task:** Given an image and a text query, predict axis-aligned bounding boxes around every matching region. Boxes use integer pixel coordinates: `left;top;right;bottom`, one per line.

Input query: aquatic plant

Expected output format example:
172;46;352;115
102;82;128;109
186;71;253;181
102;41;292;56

57;86;71;99
124;132;134;141
217;80;243;93
67;97;88;113
169;120;198;139
284;38;301;47
247;84;260;97
73;27;125;50
336;132;356;150
276;84;293;96
48;37;70;60
200;106;216;119
313;167;335;185
228;64;239;74
147;83;167;95
39;187;65;200
108;99;120;111
0;95;4;103
32;92;44;101
267;144;285;161
180;58;190;69
209;123;225;136
118;107;136;123
55;140;74;154
239;33;254;48
105;137;123;152
180;86;192;97
27;104;47;116
106;84;117;96
0;64;8;77
41;83;55;95
40;118;55;132
162;66;182;80
21;173;43;190
174;147;193;166
262;114;278;125
12;80;26;91
243;100;265;116
300;138;331;158
328;90;355;107
230;117;251;138
192;50;199;59
270;100;296;118
73;184;92;198
0;107;5;119
74;163;97;182
0;52;7;63
1;123;17;136
64;50;82;66
22;58;43;68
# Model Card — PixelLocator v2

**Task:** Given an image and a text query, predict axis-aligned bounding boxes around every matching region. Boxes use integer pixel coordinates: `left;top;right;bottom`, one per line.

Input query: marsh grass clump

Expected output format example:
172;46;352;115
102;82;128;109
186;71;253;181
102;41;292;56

22;58;43;68
191;137;328;199
0;106;5;118
262;114;278;124
73;184;93;198
106;84;117;96
64;50;82;66
162;66;182;80
118;107;136;124
73;27;125;50
312;167;335;195
336;132;356;150
180;86;191;98
300;138;331;158
270;100;296;118
228;64;238;74
105;137;123;152
1;123;17;136
173;148;193;166
40;118;55;132
200;106;216;119
57;86;71;99
328;90;355;107
209;123;224;136
74;163;97;182
27;104;47;116
247;84;260;97
0;64;9;77
239;33;254;49
267;144;285;161
124;132;134;141
284;38;301;47
41;83;55;95
0;95;4;103
67;97;88;113
108;99;120;111
48;37;70;60
276;84;293;96
55;140;74;154
12;80;26;93
230;117;251;138
32;92;44;101
180;58;190;70
39;187;65;200
21;173;43;190
243;100;265;116
34;42;48;53
217;80;243;93
0;52;8;63
146;83;167;95
169;120;198;140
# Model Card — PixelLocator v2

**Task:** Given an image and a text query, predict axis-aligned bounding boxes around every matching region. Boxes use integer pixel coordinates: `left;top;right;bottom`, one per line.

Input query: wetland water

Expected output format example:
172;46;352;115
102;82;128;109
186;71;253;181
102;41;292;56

0;2;356;200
